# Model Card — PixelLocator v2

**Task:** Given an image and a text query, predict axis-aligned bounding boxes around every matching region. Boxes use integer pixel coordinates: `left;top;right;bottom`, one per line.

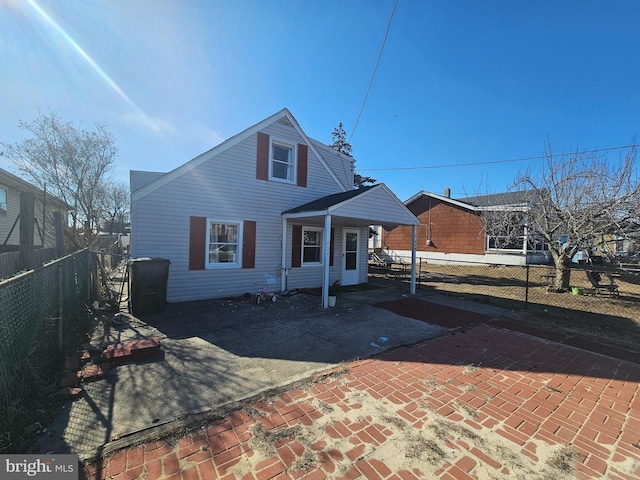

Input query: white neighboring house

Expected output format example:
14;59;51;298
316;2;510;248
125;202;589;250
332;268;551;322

0;167;68;252
130;108;420;307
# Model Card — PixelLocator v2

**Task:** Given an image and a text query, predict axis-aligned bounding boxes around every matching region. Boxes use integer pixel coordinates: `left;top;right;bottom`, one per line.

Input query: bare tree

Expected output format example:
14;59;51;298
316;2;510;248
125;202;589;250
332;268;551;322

1;111;118;248
486;142;640;290
98;182;130;234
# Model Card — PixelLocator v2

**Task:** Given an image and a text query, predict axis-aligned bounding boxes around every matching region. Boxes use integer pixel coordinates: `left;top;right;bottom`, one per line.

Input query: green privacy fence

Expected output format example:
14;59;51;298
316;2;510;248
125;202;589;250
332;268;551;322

0;249;92;453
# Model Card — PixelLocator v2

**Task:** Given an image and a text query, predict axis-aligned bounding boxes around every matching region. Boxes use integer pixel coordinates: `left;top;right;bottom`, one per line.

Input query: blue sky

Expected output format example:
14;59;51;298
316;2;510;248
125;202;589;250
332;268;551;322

1;0;638;201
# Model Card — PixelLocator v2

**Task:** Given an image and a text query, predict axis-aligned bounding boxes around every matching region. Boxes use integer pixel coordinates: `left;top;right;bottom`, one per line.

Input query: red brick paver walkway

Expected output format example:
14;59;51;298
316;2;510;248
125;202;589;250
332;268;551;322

83;325;640;479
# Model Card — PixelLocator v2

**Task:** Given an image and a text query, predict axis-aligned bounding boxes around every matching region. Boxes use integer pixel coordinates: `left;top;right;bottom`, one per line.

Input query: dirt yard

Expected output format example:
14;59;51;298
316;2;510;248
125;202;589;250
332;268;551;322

377;263;640;352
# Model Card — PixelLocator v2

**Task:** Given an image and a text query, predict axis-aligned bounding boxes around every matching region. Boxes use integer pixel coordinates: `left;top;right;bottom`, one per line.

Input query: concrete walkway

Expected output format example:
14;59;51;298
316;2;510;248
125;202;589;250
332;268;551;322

82;323;640;479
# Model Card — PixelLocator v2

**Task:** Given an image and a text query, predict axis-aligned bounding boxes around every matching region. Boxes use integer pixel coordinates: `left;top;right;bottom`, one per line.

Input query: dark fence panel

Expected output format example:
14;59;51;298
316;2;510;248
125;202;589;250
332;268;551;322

0;247;59;280
0;249;92;453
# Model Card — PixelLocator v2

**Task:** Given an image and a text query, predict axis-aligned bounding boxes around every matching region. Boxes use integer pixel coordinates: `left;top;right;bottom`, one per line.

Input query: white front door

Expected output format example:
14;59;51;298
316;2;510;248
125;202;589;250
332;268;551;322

341;228;360;286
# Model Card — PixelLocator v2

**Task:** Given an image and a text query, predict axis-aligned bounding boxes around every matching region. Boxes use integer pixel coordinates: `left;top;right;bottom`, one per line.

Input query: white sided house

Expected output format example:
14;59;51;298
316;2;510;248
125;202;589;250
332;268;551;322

130;108;420;308
0;167;68;252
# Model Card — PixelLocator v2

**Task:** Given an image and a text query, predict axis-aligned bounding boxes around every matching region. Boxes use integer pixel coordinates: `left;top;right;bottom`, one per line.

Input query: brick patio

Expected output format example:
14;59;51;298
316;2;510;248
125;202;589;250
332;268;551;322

83;324;640;479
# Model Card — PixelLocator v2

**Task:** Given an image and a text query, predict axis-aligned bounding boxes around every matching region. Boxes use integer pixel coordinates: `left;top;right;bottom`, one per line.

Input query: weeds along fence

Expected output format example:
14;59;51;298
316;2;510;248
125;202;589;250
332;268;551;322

0;249;93;453
370;257;640;329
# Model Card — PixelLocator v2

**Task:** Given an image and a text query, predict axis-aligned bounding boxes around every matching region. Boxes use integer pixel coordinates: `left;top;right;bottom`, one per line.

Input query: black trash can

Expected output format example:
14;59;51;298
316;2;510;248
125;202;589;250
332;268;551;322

129;258;170;316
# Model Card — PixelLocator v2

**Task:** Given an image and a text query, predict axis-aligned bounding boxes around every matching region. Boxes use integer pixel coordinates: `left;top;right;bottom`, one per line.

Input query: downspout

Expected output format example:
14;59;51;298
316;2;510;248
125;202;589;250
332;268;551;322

322;214;332;308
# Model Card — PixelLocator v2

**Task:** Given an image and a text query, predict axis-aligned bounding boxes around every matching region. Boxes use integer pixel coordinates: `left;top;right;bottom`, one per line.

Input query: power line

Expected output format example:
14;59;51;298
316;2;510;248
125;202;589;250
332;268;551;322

349;0;398;144
360;144;639;171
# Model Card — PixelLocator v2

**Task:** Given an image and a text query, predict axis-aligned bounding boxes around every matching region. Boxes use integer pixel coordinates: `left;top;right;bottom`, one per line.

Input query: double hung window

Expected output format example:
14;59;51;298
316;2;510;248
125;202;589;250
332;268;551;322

270;141;294;182
207;221;240;266
302;227;323;265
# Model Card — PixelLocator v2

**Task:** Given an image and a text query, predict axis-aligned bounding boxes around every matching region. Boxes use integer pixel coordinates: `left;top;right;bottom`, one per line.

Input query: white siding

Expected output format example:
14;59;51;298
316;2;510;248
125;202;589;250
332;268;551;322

391;249;550;266
332;186;420;225
132;121;350;302
310;140;353;190
0;179;61;248
0;182;20;246
130;171;165;192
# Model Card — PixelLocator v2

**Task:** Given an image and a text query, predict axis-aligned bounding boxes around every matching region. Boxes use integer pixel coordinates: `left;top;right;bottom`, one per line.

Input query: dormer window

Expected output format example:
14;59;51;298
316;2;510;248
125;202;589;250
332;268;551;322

270;140;295;182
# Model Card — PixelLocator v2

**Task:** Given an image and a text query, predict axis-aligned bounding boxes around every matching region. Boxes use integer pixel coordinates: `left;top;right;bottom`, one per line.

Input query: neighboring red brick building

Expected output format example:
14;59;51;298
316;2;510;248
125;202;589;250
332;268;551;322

383;192;485;255
379;189;550;265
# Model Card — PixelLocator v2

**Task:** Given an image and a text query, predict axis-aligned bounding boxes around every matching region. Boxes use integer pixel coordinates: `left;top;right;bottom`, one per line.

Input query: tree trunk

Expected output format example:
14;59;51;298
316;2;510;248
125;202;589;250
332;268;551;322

551;252;572;291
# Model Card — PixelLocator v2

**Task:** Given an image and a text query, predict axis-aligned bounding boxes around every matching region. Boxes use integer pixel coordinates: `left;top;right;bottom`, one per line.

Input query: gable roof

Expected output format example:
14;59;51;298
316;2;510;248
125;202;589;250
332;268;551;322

457;190;534;208
405;189;536;213
0;168;68;209
404;190;479;212
283;185;377;214
283;184;420;226
132;108;350;201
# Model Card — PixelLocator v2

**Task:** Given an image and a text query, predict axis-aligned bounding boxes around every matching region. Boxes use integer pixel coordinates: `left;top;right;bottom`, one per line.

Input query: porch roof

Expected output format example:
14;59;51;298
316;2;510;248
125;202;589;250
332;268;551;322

282;184;420;227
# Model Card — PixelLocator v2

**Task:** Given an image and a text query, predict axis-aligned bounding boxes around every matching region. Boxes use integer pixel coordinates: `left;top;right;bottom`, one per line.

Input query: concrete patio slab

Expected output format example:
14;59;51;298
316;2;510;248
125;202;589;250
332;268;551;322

40;286;448;460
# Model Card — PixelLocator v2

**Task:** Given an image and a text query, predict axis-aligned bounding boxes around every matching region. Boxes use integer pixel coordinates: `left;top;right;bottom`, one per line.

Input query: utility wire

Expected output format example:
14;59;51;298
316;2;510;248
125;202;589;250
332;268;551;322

360;144;640;171
349;0;398;144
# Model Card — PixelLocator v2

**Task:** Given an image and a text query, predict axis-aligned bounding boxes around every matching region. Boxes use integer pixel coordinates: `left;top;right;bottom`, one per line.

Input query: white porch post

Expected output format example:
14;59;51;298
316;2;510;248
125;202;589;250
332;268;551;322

522;213;529;255
322;214;332;308
281;218;287;293
410;224;417;295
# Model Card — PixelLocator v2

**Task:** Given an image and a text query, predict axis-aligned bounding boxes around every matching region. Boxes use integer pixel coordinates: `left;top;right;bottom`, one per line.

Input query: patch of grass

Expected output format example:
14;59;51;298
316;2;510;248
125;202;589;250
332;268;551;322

405;434;447;464
290;450;316;473
249;423;302;455
381;414;410;432
243;406;265;419
455;402;479;419
428;418;482;443
546;445;577;473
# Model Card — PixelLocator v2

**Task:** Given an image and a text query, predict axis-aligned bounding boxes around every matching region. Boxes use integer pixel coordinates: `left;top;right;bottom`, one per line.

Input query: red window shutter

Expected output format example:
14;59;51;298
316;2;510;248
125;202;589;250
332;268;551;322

297;143;308;187
189;216;206;270
256;132;269;180
242;220;256;269
330;227;335;266
292;225;302;268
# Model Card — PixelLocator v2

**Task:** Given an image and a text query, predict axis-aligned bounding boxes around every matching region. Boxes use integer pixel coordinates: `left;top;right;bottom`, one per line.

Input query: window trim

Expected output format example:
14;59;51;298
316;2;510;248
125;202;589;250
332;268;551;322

269;138;296;184
205;219;243;268
301;226;323;266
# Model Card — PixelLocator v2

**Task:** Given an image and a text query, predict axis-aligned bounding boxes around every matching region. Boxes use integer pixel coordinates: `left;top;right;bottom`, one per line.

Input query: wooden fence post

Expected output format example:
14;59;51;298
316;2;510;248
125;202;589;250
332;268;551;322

58;262;64;351
53;211;66;258
19;191;35;271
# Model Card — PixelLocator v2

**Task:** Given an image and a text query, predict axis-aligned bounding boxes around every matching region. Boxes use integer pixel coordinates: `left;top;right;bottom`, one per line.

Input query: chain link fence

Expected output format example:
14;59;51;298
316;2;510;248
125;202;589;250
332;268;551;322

0;249;93;453
370;257;640;347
